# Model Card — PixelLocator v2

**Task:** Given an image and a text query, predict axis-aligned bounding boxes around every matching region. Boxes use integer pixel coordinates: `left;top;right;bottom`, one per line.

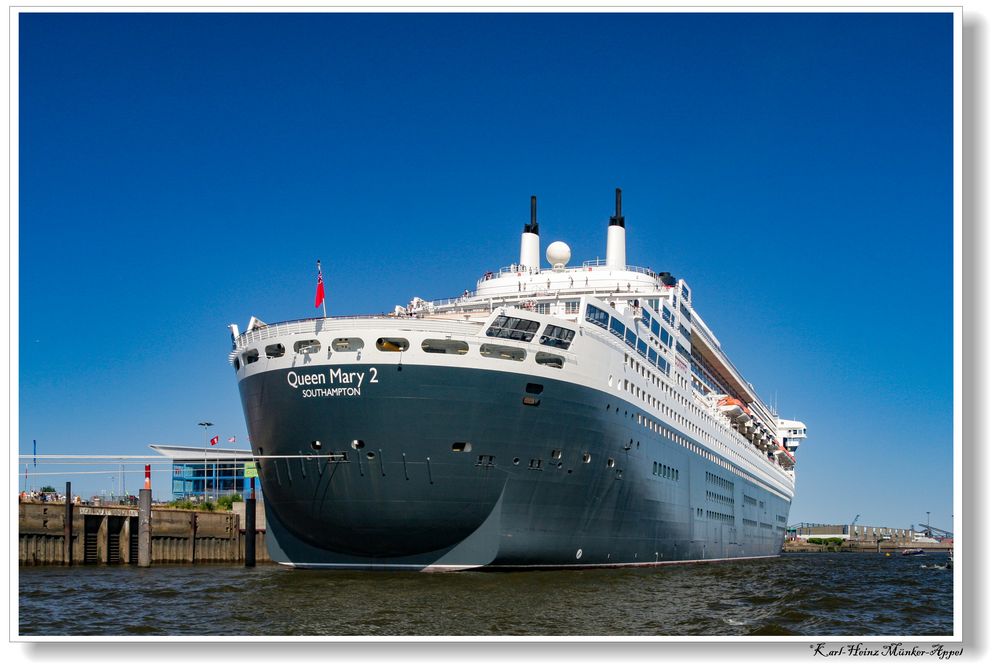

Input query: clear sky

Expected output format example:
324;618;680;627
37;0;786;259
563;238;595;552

17;11;955;531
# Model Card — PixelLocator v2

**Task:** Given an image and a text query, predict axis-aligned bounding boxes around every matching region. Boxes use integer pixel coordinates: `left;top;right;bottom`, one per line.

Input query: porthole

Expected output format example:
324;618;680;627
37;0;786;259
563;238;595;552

513;457;520;465
607;458;615;468
366;451;376;460
535;351;564;368
244;349;259;365
422;339;469;355
376;337;410;352
582;452;592;464
452;442;472;453
351;440;365;450
265;343;285;359
332;337;364;352
293;340;321;354
310;440;322;451
480;343;526;361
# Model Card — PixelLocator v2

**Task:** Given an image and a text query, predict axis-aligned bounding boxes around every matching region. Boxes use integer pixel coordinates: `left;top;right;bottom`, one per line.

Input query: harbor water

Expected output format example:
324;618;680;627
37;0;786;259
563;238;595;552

18;552;953;636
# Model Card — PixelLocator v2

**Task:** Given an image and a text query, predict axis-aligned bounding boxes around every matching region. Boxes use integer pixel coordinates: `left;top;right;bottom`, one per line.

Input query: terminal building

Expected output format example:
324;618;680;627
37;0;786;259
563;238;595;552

790;523;944;544
150;444;256;501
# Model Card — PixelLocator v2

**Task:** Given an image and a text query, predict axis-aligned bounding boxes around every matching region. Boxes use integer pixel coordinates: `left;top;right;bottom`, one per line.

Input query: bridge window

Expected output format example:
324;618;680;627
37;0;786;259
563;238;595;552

540;324;576;349
585;305;609;328
609;318;626;339
625;329;636;348
486;315;540;342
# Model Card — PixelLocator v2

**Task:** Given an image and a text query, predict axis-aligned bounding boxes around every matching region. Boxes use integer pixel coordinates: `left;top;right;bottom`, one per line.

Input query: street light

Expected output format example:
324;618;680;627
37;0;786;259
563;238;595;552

198;422;214;503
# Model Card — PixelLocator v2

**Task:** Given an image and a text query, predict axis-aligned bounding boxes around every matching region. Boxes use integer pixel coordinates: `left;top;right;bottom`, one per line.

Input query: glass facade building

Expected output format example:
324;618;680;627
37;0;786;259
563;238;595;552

150;445;255;501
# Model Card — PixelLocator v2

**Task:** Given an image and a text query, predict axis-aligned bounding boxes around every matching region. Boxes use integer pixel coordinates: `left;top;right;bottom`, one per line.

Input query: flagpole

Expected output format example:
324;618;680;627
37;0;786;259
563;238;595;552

317;260;327;318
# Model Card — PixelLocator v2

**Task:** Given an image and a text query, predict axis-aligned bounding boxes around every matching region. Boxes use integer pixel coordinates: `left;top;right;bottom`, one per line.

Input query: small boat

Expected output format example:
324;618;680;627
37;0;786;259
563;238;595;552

901;548;925;556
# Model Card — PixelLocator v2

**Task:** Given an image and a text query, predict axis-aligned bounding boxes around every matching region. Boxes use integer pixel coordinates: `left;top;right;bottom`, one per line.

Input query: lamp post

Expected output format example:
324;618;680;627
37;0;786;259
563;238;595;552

926;511;931;537
198;422;214;503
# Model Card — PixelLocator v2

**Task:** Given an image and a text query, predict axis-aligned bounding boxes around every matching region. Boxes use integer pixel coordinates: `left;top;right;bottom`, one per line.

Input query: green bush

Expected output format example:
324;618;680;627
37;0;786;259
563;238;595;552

165;495;242;512
217;494;243;511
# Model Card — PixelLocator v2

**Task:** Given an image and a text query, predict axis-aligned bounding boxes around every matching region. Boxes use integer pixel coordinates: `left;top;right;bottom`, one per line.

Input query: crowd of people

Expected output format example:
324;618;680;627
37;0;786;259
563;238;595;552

18;490;84;504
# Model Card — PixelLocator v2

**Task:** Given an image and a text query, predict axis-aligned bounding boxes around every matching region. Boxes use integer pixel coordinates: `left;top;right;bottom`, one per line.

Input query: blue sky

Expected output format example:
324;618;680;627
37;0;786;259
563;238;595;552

17;11;954;531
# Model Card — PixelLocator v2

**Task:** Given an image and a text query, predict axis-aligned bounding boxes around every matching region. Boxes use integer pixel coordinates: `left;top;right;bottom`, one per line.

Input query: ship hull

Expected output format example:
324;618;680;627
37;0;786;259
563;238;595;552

239;361;790;570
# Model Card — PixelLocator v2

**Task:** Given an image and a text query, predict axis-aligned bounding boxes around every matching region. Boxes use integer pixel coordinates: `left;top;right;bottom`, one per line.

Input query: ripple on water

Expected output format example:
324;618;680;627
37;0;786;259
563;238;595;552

18;555;954;637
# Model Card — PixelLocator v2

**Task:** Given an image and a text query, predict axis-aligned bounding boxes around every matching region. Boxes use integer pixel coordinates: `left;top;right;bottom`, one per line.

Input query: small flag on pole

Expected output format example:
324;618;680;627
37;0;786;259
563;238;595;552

210;435;219;446
228;436;237;443
315;261;326;308
315;260;327;318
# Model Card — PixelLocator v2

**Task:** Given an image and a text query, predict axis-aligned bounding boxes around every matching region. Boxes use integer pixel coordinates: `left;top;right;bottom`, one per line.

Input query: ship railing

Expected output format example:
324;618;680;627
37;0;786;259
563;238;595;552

234;314;484;349
234;316;380;348
476;260;660;285
580;259;660;278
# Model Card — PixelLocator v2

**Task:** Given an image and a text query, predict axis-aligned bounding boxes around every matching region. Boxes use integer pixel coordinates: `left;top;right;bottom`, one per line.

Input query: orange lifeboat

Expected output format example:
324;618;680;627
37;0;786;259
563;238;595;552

717;396;751;423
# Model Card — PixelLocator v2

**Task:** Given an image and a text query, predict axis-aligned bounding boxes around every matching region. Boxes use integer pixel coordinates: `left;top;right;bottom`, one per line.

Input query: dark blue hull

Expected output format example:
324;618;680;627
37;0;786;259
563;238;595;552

239;363;790;569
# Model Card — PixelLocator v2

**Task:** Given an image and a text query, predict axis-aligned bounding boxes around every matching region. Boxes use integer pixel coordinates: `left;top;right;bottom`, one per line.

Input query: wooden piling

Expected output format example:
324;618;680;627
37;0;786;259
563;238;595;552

64;482;73;566
138;488;151;567
245;478;256;567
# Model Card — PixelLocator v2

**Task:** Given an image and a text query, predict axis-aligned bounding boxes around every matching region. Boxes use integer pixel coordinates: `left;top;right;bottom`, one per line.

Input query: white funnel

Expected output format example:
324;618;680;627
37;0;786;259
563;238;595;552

519;195;540;271
606;188;626;270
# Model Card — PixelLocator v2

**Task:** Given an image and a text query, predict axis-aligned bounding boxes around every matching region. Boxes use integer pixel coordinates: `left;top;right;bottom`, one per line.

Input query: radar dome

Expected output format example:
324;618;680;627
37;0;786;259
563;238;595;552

546;241;571;269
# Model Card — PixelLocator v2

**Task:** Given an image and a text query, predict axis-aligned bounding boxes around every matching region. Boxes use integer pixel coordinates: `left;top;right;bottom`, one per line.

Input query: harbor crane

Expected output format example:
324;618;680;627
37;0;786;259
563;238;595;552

918;523;953;539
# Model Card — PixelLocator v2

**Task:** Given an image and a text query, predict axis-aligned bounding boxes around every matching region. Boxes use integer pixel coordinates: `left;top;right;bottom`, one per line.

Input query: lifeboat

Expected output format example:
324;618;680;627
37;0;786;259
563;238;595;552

717;396;751;423
775;445;796;469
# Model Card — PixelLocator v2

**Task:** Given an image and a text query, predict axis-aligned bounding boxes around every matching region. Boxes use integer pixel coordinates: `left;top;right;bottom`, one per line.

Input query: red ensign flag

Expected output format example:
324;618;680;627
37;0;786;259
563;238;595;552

315;262;325;308
210;436;219;446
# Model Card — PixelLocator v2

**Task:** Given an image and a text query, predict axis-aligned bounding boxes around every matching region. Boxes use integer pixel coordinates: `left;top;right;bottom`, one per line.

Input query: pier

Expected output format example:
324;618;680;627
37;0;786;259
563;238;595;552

18;499;269;566
783;522;953;554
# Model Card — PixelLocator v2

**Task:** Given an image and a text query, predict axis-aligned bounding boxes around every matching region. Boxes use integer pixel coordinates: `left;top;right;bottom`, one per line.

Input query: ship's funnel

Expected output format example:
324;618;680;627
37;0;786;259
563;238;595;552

606;188;626;270
519;195;540;271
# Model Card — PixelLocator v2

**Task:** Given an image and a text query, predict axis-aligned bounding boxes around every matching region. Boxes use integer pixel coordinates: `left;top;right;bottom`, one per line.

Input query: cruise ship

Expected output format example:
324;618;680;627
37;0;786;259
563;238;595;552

229;189;807;570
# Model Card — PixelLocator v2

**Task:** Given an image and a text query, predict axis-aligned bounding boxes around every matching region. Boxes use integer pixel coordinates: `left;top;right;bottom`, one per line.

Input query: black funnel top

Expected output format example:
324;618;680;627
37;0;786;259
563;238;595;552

609;188;625;228
524;195;539;234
